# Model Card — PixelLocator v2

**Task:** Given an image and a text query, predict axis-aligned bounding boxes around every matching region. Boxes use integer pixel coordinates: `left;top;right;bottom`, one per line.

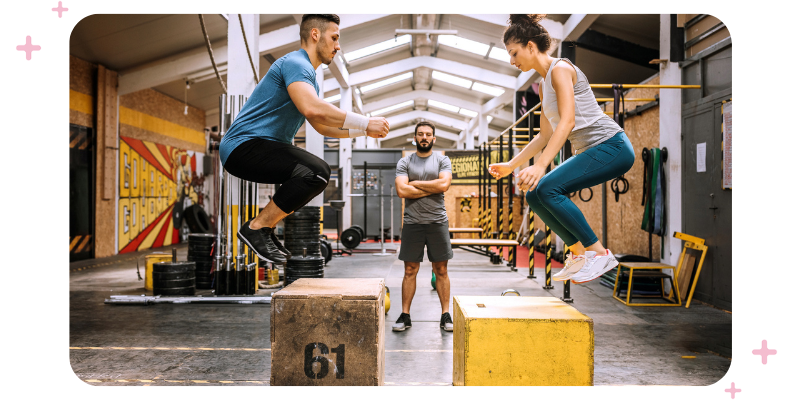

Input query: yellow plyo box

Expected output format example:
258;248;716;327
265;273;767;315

453;296;594;386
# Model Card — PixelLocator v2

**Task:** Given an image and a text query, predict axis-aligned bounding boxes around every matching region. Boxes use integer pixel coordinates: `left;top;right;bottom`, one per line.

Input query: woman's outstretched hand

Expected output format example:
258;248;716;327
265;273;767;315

517;164;547;193
488;162;514;180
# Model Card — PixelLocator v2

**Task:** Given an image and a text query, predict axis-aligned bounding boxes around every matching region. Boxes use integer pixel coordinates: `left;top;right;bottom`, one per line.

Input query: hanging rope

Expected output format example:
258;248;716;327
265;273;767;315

238;14;260;85
198;14;227;93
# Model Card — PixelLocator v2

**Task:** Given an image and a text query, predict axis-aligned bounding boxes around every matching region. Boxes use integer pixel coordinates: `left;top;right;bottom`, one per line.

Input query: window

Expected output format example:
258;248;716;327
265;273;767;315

427;99;478;118
371;100;414;116
471;82;505;96
438;35;509;63
344;35;411;62
360;72;413;93
431;71;472;88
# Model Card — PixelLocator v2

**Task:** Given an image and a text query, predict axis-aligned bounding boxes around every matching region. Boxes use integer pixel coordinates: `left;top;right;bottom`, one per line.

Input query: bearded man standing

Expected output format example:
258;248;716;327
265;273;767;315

392;121;454;333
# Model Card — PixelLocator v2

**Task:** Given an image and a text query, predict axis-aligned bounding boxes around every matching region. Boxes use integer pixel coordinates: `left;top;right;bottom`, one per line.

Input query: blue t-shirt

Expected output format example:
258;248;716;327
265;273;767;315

220;49;319;166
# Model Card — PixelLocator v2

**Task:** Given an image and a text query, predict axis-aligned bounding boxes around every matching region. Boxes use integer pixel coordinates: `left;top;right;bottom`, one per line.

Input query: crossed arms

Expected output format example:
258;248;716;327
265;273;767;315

395;172;452;199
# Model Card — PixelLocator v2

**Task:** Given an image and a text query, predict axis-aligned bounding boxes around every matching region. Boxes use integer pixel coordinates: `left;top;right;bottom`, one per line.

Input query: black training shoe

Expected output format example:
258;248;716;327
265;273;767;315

440;312;453;332
392;313;412;332
270;230;292;259
237;219;287;264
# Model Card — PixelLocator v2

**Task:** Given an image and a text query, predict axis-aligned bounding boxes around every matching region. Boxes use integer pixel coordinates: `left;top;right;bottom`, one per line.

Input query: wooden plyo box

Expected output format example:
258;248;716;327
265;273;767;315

453;296;594;386
270;278;385;386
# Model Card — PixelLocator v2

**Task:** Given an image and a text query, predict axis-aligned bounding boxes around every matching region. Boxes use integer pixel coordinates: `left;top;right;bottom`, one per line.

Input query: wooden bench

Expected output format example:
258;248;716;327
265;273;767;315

449;227;483;239
450;238;519;269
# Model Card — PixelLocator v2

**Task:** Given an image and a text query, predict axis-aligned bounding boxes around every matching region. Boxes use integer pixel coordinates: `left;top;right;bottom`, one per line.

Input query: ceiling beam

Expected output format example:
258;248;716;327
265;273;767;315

385;110;469;132
380;124;460;142
328;54;350;89
563;14;600;41
481;89;514;114
460;14;564;41
514;14;599;92
364;89;481;114
118;14;389;95
325;56;517;90
569;29;659;70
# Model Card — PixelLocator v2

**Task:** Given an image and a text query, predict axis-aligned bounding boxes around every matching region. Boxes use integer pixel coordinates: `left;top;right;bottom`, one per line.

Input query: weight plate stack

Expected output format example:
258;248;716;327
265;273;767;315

284;206;322;257
284;255;324;285
188;233;216;289
153;261;196;296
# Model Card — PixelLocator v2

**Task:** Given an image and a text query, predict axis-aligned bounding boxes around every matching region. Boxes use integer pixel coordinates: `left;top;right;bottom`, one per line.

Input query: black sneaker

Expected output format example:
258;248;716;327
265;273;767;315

270;230;292;259
237;219;287;264
392;313;412;332
440;312;453;332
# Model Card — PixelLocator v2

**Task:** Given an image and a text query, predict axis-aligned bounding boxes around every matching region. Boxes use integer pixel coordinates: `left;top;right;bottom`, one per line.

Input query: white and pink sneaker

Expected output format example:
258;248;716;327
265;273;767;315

553;253;587;281
570;249;619;284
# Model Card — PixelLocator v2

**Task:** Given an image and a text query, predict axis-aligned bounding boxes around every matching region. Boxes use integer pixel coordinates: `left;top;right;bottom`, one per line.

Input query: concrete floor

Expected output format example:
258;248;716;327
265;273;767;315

69;242;731;386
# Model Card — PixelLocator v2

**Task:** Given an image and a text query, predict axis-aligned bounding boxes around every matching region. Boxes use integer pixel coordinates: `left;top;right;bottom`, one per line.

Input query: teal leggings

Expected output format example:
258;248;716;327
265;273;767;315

525;131;635;247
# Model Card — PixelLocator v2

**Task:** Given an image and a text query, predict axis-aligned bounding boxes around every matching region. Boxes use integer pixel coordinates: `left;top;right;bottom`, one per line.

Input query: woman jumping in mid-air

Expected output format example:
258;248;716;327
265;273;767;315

489;14;635;283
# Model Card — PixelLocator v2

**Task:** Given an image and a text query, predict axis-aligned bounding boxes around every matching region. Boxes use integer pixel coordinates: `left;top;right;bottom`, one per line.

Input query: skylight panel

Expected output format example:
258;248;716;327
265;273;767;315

371;100;414;116
428;99;460;113
431;71;472;88
487;116;494;123
359;72;413;93
472;82;505;96
438;35;491;58
344;35;411;62
324;94;341;103
459;108;478;117
488;47;510;63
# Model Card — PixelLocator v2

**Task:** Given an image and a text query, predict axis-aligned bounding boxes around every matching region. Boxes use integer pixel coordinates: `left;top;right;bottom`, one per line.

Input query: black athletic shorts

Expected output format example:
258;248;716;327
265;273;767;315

398;222;454;263
224;138;331;214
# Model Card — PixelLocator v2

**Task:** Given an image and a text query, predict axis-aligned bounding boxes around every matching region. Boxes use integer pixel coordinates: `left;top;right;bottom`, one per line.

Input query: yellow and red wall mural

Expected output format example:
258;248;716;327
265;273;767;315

118;136;201;253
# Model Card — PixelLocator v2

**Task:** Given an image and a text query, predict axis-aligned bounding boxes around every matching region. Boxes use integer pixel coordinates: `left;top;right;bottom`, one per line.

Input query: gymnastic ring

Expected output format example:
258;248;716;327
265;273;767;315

579;187;593;202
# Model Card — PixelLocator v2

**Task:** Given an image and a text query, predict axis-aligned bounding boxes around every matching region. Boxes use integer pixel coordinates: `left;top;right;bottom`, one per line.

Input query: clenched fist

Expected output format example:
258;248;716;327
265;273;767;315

366;117;389;138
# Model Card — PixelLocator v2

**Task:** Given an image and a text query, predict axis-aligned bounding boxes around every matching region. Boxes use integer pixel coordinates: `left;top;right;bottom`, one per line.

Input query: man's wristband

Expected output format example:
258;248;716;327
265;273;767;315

343;111;369;131
348;129;366;138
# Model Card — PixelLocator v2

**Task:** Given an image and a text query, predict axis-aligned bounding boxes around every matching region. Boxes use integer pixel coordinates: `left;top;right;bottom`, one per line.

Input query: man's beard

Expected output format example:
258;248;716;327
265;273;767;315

317;44;334;65
416;140;433;153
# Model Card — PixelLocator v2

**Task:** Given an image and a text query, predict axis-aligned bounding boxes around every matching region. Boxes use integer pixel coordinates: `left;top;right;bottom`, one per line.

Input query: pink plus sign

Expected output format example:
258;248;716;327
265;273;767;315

724;382;741;399
52;2;68;18
752;339;777;364
16;36;41;61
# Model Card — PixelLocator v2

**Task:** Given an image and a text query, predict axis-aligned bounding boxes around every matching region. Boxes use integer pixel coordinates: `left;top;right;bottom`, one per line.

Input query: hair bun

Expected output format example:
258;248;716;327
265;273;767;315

528;14;547;23
508;14;547;25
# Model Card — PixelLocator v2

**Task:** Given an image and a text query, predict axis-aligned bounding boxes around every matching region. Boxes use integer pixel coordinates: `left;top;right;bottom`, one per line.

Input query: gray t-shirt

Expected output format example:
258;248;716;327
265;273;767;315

396;152;452;224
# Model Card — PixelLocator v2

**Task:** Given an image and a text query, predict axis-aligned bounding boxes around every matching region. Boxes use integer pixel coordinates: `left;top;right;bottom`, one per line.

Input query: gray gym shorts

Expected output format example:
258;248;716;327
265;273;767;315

398;222;454;263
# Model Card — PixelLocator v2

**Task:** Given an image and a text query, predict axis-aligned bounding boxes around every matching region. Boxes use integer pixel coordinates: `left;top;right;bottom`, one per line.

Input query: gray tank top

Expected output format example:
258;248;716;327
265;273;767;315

542;58;621;154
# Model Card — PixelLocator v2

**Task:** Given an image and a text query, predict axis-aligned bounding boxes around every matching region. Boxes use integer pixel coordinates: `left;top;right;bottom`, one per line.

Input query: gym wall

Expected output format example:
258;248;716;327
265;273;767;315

117;88;207;254
70;55;117;258
69;55;208;257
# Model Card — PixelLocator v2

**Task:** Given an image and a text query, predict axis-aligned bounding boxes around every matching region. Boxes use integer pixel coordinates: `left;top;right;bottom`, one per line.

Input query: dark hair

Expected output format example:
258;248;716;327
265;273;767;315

300;14;340;43
503;14;551;53
415;121;436;136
